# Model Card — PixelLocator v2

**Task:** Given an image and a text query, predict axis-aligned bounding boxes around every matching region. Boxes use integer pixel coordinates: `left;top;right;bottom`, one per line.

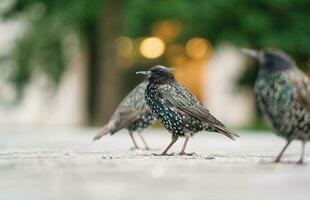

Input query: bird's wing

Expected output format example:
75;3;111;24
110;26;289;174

159;83;238;140
93;81;149;140
111;108;142;134
109;81;149;132
159;83;225;127
93;108;140;140
292;71;310;112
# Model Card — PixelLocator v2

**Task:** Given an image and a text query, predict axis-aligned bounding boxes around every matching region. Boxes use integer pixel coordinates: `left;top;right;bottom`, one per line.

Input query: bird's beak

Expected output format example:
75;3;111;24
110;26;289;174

241;48;259;59
136;71;151;75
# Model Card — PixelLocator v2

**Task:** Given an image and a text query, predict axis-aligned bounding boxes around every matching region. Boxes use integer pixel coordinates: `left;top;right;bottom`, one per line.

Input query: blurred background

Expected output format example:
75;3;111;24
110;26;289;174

0;0;309;130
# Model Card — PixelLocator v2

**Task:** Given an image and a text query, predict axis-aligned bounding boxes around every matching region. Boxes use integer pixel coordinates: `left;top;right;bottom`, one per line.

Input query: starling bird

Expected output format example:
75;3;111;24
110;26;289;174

136;66;238;155
93;80;156;150
242;48;310;164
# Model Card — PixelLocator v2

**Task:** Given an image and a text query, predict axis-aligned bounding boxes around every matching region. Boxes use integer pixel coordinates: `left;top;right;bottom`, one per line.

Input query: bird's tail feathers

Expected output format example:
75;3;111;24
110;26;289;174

213;125;239;141
93;122;114;141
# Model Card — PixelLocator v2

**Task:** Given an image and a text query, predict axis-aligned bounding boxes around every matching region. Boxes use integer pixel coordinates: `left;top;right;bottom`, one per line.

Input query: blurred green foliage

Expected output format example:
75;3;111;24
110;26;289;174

125;0;310;62
10;19;65;94
1;0;102;96
1;0;310;97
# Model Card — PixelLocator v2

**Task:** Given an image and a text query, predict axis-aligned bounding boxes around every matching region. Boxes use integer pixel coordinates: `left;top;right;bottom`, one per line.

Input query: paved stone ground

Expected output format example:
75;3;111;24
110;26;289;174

0;127;309;200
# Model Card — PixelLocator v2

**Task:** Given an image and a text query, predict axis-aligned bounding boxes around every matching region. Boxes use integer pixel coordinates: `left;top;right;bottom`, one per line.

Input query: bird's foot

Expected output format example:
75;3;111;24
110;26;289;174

273;158;281;163
151;153;175;156
130;147;141;151
143;146;152;151
296;159;304;165
178;152;197;156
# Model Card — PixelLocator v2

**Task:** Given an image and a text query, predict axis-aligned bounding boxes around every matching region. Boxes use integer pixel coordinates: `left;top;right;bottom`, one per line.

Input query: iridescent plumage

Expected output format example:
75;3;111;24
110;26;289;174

243;48;310;163
137;66;238;155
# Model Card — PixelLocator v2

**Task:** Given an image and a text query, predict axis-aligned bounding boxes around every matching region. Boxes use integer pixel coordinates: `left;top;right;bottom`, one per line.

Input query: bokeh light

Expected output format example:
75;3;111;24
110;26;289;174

185;38;210;59
117;36;133;57
152;20;181;42
139;37;165;59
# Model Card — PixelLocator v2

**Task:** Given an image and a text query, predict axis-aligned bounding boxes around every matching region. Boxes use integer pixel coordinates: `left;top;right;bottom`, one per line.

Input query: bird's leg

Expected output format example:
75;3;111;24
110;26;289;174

178;135;196;156
160;135;178;155
129;131;140;150
137;132;151;150
296;140;306;164
153;135;178;156
274;140;291;162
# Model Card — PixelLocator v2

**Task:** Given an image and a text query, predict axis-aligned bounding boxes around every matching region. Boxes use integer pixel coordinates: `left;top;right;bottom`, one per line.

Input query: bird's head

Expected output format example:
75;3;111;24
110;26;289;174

136;65;174;84
241;48;296;72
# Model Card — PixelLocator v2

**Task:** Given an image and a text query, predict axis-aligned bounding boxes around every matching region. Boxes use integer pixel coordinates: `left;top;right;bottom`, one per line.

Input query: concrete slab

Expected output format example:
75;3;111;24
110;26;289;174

0;127;309;200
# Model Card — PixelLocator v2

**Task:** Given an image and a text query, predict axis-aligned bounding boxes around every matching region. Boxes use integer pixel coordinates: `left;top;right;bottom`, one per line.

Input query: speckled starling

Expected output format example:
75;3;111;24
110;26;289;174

136;65;238;155
93;80;156;150
242;48;310;164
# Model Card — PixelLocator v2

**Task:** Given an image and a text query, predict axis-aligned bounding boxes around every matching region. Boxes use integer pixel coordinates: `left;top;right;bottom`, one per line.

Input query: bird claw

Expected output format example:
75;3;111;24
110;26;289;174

130;147;142;151
296;159;304;165
178;152;197;156
151;153;175;156
143;147;152;151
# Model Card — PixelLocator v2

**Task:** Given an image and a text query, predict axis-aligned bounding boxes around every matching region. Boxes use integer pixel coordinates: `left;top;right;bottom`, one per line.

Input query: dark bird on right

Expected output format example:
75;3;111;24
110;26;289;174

242;48;310;164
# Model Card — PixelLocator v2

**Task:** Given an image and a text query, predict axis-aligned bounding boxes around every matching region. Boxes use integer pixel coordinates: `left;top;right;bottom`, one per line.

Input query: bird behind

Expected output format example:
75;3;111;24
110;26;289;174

242;48;310;164
93;80;156;150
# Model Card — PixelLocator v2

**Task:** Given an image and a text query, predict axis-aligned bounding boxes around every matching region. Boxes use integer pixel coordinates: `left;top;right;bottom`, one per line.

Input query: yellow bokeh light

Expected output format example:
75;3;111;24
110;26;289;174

139;37;165;59
117;36;133;56
185;38;210;59
152;20;182;42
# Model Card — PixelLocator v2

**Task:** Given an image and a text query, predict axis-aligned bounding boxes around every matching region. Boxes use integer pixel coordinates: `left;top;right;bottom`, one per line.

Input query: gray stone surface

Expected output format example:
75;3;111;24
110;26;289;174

0;127;309;200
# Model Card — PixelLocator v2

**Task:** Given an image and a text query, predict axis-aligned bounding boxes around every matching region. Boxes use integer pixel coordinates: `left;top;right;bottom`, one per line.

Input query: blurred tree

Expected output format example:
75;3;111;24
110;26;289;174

1;0;310;125
1;0;124;124
95;0;124;125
